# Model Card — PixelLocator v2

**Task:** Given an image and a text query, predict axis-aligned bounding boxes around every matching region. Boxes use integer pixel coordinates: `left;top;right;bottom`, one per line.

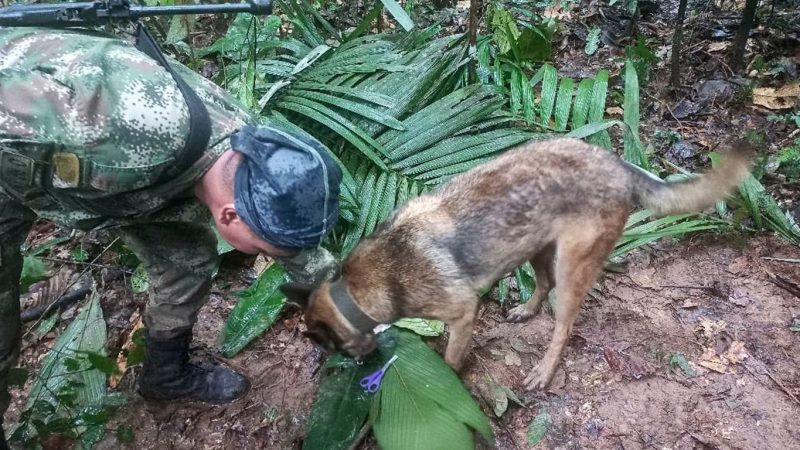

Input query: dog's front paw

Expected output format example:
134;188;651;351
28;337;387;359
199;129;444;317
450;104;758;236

523;363;554;391
506;304;537;323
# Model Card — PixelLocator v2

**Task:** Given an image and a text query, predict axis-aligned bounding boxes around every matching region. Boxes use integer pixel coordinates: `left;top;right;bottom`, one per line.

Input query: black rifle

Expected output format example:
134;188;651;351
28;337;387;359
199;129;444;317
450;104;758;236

0;0;272;27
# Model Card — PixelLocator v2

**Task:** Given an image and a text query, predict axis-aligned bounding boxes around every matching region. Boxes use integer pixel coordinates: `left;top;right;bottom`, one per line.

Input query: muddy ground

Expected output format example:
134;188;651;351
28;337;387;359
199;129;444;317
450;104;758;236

8;233;798;450
4;0;800;449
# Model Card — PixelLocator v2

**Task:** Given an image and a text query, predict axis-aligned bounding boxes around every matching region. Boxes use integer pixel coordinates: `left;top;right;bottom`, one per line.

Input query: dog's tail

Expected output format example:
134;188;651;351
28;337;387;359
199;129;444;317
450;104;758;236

626;142;753;217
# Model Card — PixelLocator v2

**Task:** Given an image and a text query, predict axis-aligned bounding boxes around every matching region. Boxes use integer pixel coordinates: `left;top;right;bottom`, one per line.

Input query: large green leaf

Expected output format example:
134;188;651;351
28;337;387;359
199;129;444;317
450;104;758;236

517;25;552;62
553;77;574;131
27;295;106;413
572;78;594;129
612;212;726;258
380;0;415;31
585;26;601;55
393;318;445;336
514;262;535;302
20;256;47;293
587;69;611;149
736;172;800;244
371;329;493;450
490;7;520;55
219;263;289;357
303;334;397;450
566;120;622;140
277;96;390;166
538;64;558;127
304;331;400;450
623;60;648;168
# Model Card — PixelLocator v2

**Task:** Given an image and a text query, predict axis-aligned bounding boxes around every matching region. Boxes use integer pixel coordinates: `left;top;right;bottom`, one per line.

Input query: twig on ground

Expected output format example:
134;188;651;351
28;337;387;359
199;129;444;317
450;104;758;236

40;257;122;270
761;257;800;264
21;237;119;341
766;274;800;298
346;423;372;450
743;362;800;407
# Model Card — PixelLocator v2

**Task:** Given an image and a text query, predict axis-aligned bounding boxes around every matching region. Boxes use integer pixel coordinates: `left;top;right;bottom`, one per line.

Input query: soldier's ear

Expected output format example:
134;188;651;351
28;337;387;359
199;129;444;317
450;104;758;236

280;282;314;309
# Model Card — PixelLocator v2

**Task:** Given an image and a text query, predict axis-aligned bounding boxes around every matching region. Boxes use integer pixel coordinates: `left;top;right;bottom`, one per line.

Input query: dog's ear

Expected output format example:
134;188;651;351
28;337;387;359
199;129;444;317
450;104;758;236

279;282;314;309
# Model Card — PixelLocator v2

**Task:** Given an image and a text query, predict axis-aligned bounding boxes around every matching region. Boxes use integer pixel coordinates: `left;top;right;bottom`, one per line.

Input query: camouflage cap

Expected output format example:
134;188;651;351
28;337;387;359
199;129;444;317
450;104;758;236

231;125;341;250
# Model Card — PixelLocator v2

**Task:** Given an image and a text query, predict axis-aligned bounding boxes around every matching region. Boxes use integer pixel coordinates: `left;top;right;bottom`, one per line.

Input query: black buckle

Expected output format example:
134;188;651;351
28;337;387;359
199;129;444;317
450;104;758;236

0;147;41;199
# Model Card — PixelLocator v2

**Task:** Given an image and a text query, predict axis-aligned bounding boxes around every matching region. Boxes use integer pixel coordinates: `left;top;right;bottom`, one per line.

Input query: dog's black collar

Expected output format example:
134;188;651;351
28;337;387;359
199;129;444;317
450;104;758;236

329;280;381;334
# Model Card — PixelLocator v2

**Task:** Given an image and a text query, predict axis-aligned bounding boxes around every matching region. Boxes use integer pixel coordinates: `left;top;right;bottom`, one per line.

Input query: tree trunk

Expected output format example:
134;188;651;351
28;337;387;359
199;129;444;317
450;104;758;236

468;0;480;83
729;0;759;73
669;0;689;89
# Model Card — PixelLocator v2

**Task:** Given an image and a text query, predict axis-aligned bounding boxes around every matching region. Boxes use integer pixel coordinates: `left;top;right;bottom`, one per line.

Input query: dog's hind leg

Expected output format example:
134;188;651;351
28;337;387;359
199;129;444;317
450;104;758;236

506;242;556;322
523;220;623;391
443;298;480;372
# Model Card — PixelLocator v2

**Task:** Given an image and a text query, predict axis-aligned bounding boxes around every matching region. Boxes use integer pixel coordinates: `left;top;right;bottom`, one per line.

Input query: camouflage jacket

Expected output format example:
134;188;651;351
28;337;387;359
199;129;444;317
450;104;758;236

0;27;254;230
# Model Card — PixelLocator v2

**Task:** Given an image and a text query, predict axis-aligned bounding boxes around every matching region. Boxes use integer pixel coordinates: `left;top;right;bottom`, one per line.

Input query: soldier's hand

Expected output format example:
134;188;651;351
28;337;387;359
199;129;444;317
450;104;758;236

274;246;339;286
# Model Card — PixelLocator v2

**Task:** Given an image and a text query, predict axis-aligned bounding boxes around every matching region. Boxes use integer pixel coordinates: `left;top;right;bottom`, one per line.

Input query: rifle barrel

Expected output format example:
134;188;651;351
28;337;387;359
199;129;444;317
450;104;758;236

131;2;269;17
0;0;273;27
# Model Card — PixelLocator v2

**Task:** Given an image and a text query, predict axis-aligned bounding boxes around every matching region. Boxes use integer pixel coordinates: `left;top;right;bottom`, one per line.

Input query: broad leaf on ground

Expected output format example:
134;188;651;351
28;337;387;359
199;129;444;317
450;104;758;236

393;318;445;336
371;329;493;450
27;295;106;410
219;263;290;357
303;332;398;450
527;409;550;446
20;256;47;293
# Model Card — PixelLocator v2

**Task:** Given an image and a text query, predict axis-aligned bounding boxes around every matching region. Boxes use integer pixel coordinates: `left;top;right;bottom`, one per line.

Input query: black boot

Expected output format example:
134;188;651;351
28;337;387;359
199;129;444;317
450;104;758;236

138;330;250;404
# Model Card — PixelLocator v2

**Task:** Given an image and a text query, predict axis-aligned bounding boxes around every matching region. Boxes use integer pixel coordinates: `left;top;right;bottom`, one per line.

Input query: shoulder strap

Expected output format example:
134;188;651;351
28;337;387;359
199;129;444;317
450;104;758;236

134;24;211;178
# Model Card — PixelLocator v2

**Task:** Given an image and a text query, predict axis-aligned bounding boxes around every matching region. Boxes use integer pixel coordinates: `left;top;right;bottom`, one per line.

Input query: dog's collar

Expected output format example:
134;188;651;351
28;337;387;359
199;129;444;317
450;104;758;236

330;279;381;334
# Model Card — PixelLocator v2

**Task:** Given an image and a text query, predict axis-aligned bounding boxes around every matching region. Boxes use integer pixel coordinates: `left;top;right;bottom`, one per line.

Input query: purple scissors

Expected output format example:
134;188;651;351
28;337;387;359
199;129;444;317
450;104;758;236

359;355;398;393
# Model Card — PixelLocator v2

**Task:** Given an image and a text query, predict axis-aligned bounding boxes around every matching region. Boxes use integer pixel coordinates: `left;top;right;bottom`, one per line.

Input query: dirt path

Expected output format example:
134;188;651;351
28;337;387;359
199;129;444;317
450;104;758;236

471;234;800;450
8;233;787;450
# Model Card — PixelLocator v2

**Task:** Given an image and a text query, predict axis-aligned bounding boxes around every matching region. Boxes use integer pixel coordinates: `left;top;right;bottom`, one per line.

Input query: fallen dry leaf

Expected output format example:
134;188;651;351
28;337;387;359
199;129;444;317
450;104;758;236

696;317;727;340
723;340;749;364
479;378;509;418
542;3;571;20
707;42;730;52
697;340;748;373
682;298;700;308
605;106;624;116
110;314;143;389
504;350;522;366
252;254;270;276
603;347;653;380
752;83;800;110
698;347;729;373
509;336;538;355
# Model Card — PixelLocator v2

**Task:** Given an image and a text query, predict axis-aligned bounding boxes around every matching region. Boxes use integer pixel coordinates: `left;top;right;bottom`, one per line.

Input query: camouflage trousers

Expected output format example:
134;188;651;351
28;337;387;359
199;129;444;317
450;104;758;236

0;189;219;422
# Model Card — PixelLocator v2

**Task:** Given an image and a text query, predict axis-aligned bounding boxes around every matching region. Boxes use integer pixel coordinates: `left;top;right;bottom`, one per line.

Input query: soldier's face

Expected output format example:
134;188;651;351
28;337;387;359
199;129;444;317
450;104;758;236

223;222;294;257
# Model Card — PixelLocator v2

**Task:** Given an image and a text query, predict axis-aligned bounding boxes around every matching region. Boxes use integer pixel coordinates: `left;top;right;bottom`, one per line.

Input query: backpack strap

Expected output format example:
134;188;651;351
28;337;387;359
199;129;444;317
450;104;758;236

134;23;211;178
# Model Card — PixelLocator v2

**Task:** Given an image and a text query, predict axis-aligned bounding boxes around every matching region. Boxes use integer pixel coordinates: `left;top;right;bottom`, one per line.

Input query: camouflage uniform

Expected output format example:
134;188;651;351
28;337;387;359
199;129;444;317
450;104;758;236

0;27;336;420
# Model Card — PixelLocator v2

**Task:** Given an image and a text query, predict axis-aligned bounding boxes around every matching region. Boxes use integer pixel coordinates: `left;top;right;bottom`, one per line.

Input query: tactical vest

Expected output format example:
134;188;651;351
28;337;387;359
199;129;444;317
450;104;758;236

0;27;252;227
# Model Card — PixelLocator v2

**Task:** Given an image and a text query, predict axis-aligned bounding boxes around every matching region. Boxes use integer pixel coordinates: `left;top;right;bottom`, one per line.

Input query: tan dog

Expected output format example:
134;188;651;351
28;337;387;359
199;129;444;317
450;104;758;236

280;138;751;390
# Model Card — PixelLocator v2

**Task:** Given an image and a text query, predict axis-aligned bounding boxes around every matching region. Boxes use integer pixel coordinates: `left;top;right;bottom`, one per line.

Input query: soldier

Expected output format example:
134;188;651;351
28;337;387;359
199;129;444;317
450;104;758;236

0;27;341;448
